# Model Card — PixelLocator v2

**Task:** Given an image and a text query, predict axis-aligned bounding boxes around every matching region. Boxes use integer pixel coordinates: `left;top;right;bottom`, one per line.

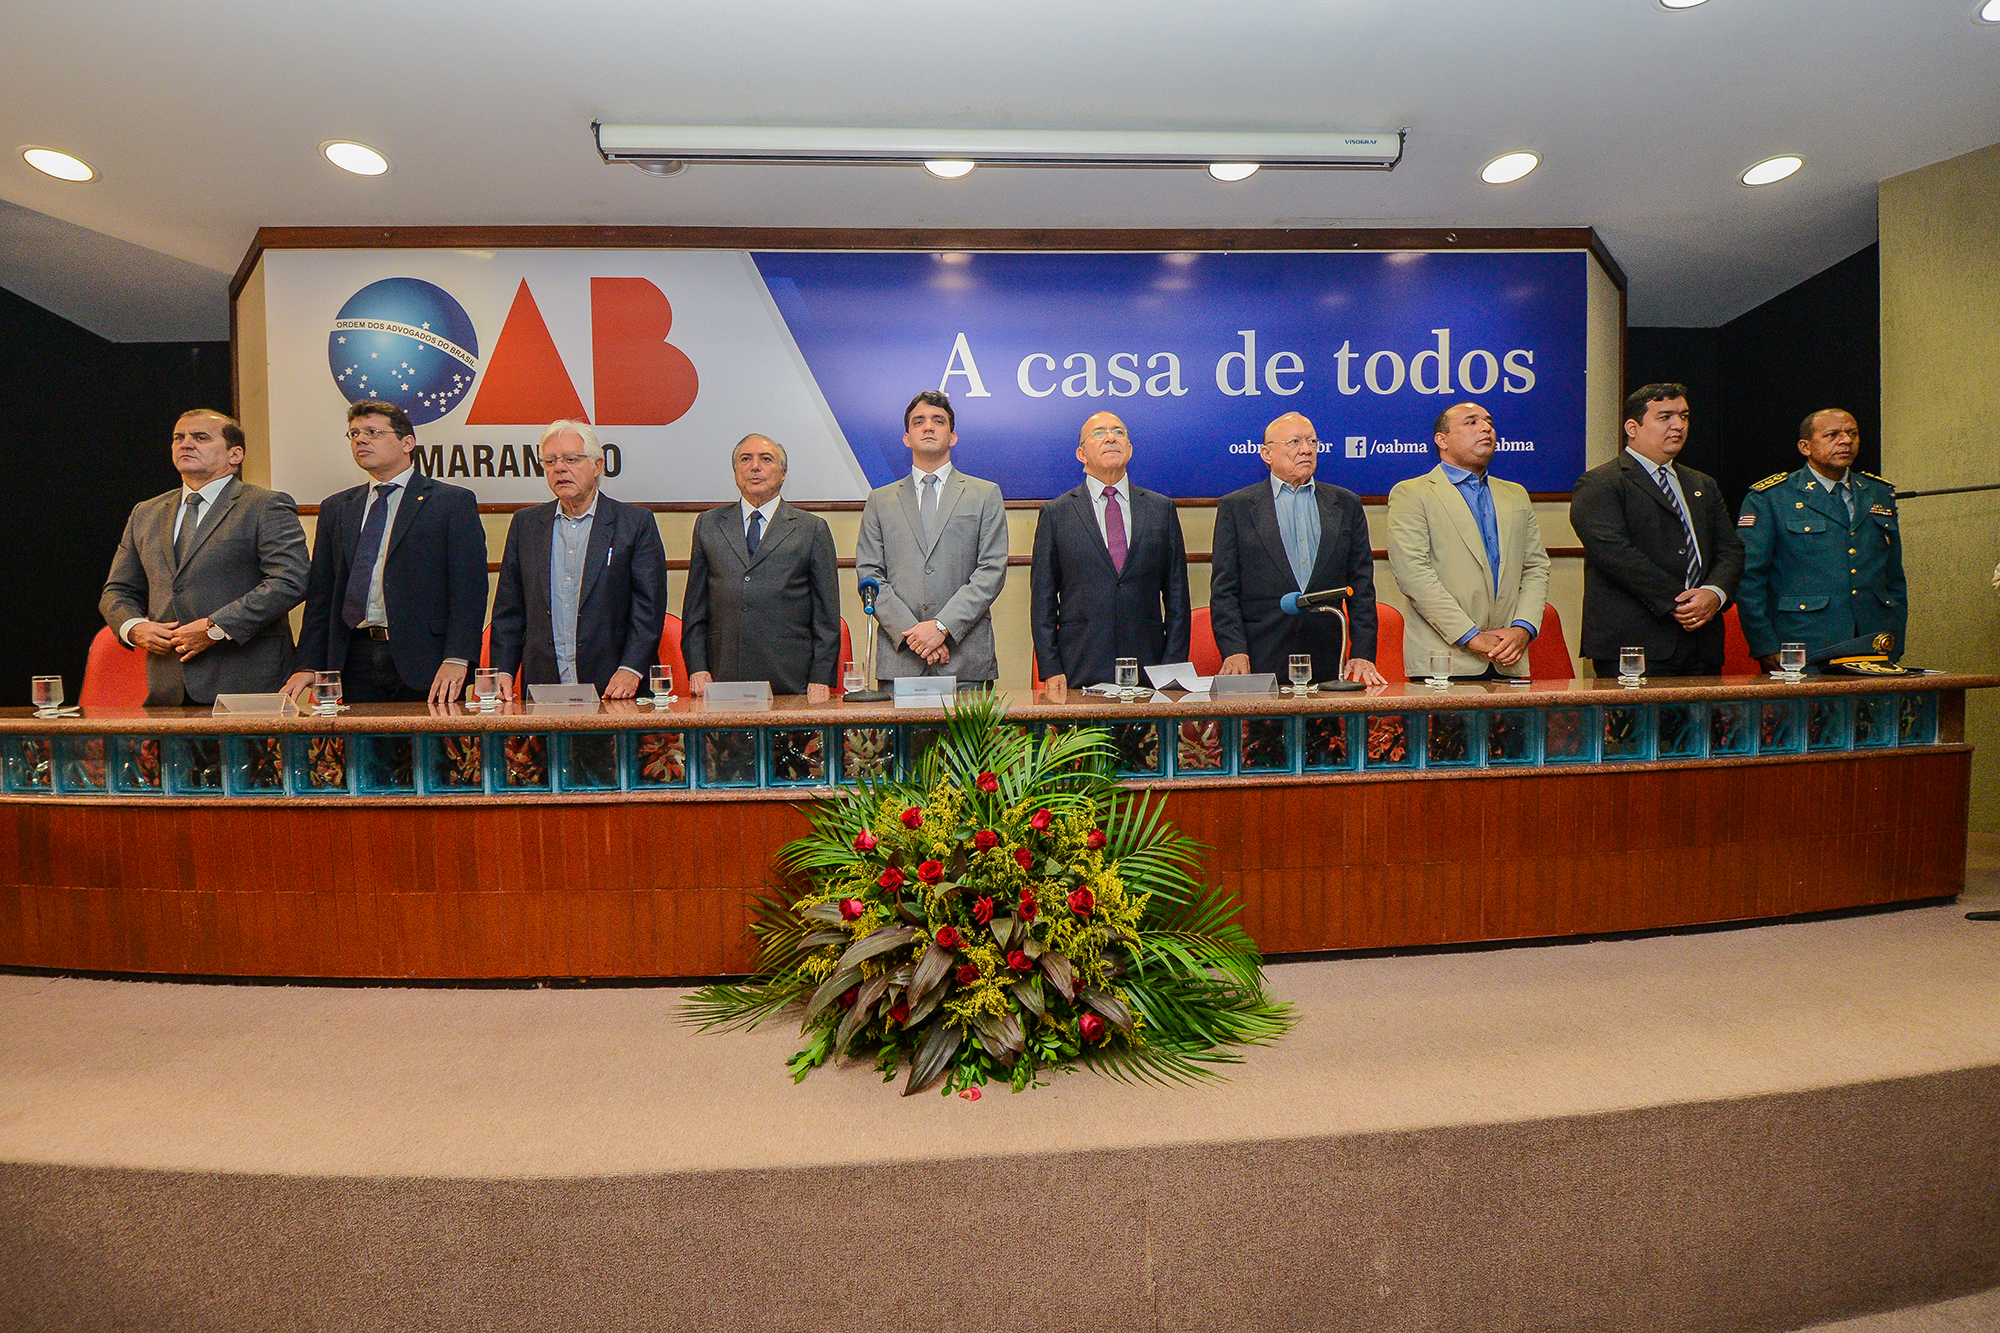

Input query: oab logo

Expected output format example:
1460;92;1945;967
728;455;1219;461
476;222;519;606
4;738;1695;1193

327;276;700;428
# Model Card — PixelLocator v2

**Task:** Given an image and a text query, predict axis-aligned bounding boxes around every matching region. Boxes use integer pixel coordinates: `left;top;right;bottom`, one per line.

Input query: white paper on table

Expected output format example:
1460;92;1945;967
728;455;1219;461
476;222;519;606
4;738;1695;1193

1144;662;1214;692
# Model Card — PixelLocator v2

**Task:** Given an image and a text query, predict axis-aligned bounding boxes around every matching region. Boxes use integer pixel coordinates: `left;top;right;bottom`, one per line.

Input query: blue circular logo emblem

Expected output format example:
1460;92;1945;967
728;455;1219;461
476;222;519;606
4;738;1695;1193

327;278;479;425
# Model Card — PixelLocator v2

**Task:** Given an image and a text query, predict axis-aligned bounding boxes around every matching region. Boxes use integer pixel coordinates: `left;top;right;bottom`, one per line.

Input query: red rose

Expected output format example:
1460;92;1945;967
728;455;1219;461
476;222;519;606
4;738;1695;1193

1086;829;1107;850
1007;949;1031;972
917;859;945;884
1068;887;1095;916
973;896;994;925
837;986;860;1010
1079;1012;1105;1042
1014;848;1034;871
973;829;1000;852
1029;809;1053;831
934;925;961;949
877;867;905;890
900;806;923;829
1019;890;1038;922
838;897;865;921
888;1000;910;1025
955;963;981;986
853;830;878;853
975;771;999;793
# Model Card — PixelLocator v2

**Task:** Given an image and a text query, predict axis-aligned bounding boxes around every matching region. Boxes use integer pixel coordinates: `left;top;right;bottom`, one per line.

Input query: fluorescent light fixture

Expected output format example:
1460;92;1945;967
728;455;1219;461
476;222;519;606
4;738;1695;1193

21;147;94;182
1480;151;1539;185
923;159;975;179
321;140;389;176
1741;154;1803;186
594;123;1403;172
1207;162;1259;182
1981;0;2000;21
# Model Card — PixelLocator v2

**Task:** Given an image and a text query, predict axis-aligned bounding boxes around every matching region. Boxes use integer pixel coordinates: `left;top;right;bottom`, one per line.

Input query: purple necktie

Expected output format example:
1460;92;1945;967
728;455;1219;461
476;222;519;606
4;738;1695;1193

1104;486;1127;575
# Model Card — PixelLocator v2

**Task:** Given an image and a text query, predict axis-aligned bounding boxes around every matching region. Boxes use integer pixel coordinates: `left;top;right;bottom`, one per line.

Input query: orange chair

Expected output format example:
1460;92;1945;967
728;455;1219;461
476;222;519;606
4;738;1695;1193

1372;603;1406;682
79;626;150;706
1526;601;1576;680
657;613;851;693
1028;609;1224;690
1721;604;1760;676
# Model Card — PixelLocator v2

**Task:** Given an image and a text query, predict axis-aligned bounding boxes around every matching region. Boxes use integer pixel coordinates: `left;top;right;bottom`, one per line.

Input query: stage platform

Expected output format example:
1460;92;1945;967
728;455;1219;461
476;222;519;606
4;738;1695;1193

2;846;1998;1332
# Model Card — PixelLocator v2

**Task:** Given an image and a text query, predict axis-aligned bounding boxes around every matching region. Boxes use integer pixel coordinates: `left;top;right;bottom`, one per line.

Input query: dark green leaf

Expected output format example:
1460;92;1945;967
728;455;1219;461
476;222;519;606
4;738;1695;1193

836;924;918;972
805;965;862;1022
1040;950;1077;1001
1080;986;1136;1033
836;972;894;1055
904;1020;963;1096
908;941;954;1007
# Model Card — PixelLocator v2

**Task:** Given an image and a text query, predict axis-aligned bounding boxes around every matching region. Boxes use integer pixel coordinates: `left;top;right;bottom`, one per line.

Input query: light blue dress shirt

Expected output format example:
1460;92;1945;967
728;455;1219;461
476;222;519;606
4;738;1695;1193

1440;463;1537;646
1267;474;1320;592
549;496;598;684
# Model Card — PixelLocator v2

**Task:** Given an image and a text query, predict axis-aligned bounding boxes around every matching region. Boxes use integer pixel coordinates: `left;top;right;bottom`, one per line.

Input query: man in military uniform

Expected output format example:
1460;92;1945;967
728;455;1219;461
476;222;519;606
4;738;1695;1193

1735;408;1906;670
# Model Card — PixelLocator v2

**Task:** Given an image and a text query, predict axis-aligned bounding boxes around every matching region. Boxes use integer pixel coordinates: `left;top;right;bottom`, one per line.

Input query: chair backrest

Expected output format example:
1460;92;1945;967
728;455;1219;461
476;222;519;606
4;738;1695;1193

1721;604;1760;676
1373;603;1406;682
1526;601;1576;680
79;626;149;706
659;612;690;689
1189;607;1223;677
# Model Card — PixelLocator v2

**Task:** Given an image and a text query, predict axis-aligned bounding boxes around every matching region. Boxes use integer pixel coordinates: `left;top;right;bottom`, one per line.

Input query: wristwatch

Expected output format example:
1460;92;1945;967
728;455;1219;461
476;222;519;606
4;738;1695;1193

933;620;947;639
206;623;228;641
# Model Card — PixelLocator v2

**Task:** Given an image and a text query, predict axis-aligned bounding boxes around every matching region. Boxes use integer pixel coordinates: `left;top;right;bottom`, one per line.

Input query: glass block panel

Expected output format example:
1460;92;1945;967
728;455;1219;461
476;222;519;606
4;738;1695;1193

1601;704;1649;762
560;732;622;791
1109;721;1164;777
1237;717;1295;774
1362;714;1415;769
1175;718;1228;774
5;737;52;791
698;729;760;787
769;728;829;785
830;727;891;784
634;731;690;787
497;734;551;790
906;724;947;774
427;734;485;791
1301;715;1355;771
298;736;350;793
360;736;416;794
1655;704;1704;759
1485;710;1537;764
1851;694;1897;749
55;736;108;792
1757;700;1803;755
166;737;222;793
111;736;162;792
1425;712;1475;766
1806;697;1850;751
1543;708;1597;763
1708;701;1754;756
226;736;285;793
1897;692;1937;746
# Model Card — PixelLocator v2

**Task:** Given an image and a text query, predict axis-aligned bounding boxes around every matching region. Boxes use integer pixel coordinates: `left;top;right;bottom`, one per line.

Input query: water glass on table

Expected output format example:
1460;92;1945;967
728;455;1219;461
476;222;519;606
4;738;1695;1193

1426;652;1452;689
312;669;343;715
1779;642;1807;682
30;675;63;717
471;667;503;711
1289;654;1314;697
1618;647;1646;686
1115;657;1140;701
650;663;676;705
842;664;866;697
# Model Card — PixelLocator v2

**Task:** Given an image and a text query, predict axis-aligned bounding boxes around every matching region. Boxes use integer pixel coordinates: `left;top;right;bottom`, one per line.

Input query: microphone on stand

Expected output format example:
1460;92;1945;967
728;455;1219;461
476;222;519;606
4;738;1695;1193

846;576;894;703
1277;586;1365;691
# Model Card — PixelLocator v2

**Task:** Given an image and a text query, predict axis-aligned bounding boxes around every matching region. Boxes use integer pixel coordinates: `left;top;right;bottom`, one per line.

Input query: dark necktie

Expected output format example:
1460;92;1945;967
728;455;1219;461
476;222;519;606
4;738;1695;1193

174;493;204;568
1654;466;1701;590
1103;486;1127;575
1839;480;1855;523
920;474;939;542
746;508;763;556
341;484;393;630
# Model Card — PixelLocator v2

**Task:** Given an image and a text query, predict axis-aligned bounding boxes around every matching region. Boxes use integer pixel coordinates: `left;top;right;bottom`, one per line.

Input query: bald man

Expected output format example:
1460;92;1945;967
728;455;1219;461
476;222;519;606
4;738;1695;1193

1030;411;1190;692
1210;412;1383;685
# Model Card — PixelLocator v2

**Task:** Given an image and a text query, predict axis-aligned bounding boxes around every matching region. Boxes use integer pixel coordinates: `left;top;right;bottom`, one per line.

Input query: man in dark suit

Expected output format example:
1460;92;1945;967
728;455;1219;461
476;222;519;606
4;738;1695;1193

682;433;842;700
1570;383;1744;677
100;410;310;705
284;400;488;705
1030;411;1189;691
1211;411;1383;684
488;420;666;699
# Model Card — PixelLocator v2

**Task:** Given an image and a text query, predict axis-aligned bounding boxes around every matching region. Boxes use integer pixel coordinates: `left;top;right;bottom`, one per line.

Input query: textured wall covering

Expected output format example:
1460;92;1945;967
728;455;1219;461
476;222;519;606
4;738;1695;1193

1881;141;2000;831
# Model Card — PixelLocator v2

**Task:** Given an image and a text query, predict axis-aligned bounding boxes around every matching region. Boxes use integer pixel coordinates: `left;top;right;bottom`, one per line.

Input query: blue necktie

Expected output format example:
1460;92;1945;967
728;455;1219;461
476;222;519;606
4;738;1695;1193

746;508;763;556
342;484;392;629
1654;466;1700;590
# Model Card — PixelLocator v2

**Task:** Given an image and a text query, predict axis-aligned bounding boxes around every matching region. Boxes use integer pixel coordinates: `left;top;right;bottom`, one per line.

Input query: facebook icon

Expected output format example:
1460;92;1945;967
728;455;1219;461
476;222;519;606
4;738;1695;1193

1345;436;1368;459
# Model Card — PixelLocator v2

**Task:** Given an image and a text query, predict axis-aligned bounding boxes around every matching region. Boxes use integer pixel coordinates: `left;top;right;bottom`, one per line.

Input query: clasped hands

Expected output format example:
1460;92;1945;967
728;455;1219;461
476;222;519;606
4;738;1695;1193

901;620;951;667
130;618;220;662
1464;626;1532;668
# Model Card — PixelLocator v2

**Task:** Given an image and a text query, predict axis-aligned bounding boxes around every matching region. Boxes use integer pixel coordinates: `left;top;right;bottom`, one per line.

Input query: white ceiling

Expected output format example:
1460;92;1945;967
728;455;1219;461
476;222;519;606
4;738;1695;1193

3;0;1997;340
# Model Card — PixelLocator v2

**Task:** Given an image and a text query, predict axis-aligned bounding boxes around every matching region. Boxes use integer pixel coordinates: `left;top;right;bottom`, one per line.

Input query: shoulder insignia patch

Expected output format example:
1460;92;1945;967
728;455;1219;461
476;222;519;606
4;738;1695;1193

1738;513;1755;527
1861;470;1891;485
1751;473;1788;491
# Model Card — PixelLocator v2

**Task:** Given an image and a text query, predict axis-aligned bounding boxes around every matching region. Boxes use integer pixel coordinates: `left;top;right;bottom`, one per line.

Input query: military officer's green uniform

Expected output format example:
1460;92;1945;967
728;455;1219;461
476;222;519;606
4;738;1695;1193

1735;466;1906;662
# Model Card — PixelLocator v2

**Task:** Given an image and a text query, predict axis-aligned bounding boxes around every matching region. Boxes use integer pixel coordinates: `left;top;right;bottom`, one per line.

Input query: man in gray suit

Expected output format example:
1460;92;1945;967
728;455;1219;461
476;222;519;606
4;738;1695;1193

100;409;310;705
683;433;842;700
853;390;1010;686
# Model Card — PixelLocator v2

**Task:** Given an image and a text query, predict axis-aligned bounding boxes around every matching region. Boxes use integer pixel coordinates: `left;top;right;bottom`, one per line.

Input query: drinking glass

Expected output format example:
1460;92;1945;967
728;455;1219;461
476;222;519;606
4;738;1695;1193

1115;657;1141;701
312;669;343;715
1289;654;1314;697
472;667;503;711
650;663;676;704
842;664;867;697
30;675;62;717
1618;647;1646;685
1426;651;1452;688
1779;642;1807;681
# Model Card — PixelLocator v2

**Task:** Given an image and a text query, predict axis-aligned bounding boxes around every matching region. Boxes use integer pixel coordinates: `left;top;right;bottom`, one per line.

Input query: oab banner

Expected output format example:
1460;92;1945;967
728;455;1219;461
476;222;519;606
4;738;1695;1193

260;248;1588;504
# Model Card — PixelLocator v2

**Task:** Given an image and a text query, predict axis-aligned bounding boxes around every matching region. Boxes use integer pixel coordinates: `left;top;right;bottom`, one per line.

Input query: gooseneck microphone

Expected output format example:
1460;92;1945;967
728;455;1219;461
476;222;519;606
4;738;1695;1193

846;576;893;702
1279;586;1355;615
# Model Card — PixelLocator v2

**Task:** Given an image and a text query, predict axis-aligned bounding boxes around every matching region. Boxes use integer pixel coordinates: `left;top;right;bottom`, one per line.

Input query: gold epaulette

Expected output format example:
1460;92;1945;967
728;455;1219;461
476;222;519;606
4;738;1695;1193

1750;473;1788;492
1861;470;1891;485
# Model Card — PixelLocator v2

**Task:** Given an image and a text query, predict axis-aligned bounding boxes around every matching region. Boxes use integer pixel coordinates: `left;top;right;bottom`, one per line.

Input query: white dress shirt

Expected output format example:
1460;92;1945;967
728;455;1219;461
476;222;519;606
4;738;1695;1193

356;465;415;628
1083;472;1130;549
119;473;236;646
740;494;781;537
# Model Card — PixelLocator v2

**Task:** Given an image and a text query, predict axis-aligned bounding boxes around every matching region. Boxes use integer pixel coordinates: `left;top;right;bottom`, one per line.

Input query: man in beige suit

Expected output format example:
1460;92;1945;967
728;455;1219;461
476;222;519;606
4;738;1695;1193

1386;402;1550;680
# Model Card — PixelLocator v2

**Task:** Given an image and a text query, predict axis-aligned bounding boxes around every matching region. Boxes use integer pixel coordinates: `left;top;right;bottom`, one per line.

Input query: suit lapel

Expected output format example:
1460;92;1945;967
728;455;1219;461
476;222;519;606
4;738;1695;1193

148;492;180;573
175;478;241;574
1070;485;1117;577
1430;467;1493;580
896;477;925;554
1250;483;1295;587
922;473;970;556
1798;473;1851;528
717;501;752;569
1306;482;1345;588
746;500;798;574
384;472;430;561
578;497;615;604
1622;455;1681;521
521;503;556;605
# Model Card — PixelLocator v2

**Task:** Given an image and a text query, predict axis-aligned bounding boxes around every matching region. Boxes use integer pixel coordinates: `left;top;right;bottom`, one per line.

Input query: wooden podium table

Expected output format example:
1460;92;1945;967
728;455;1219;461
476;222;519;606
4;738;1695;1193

1;674;1988;980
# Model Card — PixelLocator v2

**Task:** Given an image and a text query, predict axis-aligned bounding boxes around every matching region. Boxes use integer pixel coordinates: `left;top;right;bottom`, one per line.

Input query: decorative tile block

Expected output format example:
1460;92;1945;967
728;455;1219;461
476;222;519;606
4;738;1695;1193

1708;701;1754;756
633;731;690;788
1542;708;1597;763
697;729;760;787
1300;715;1354;772
55;736;108;793
1601;704;1649;762
358;736;416;794
1173;719;1228;774
1806;697;1851;751
1361;714;1415;769
1655;704;1704;760
1897;692;1937;746
426;734;485;792
297;735;350;793
1485;709;1538;764
1425;711;1475;766
559;732;622;792
1109;721;1164;777
167;736;223;793
497;734;552;790
1236;717;1295;774
111;736;162;792
769;728;829;785
1851;694;1898;749
1757;700;1803;755
225;736;285;794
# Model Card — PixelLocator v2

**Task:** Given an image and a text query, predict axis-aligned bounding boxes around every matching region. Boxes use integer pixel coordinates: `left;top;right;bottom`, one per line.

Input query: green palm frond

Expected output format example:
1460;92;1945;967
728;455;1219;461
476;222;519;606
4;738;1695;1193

682;980;808;1033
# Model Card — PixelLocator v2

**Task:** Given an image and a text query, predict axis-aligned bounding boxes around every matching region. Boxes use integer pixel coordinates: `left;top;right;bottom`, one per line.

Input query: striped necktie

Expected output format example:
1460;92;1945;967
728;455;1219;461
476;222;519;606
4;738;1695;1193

1654;465;1701;590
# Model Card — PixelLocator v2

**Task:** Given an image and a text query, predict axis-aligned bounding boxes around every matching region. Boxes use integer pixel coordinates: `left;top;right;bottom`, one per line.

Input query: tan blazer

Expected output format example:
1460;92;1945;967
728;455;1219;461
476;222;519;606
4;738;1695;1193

1385;465;1550;678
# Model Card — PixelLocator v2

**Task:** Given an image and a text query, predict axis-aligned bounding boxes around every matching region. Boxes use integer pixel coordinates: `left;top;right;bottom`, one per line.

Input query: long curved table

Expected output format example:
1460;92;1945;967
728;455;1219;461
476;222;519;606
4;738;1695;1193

1;673;1988;980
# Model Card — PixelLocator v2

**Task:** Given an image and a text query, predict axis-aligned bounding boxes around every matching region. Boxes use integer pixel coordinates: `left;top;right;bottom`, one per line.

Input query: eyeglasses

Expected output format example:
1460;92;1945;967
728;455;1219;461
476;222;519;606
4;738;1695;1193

347;427;399;442
540;453;594;469
1268;437;1320;451
1085;427;1129;441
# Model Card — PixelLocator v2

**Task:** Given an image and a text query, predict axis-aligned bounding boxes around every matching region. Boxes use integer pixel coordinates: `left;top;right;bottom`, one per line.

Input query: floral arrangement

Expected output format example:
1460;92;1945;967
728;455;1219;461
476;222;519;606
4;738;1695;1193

686;698;1292;1096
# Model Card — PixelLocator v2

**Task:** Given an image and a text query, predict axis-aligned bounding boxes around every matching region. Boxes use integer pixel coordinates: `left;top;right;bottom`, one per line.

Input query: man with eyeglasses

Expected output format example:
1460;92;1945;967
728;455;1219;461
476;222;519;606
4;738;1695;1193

285;400;487;705
488;419;667;700
1211;411;1383;684
1030;411;1189;693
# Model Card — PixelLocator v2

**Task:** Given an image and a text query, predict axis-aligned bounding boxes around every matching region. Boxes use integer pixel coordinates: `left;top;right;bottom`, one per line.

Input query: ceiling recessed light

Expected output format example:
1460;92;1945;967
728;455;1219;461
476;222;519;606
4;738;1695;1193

1480;151;1540;185
1207;162;1260;183
1741;154;1803;186
1659;0;1711;9
1980;0;2000;21
632;160;686;178
923;159;975;179
321;141;389;176
21;147;94;182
